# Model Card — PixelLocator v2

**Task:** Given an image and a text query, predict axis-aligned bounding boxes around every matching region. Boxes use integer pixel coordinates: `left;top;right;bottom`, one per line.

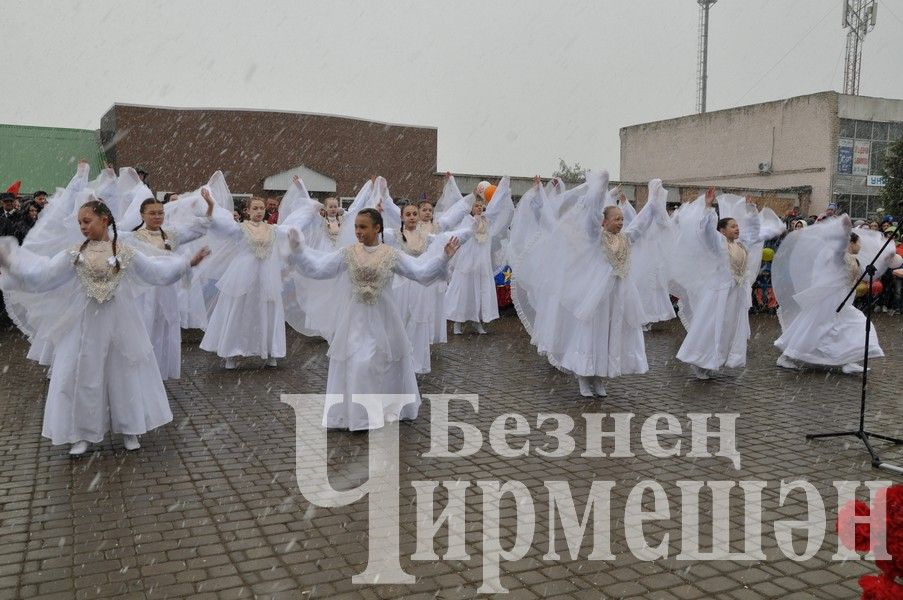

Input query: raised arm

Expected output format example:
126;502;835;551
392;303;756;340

484;177;514;238
624;180;666;243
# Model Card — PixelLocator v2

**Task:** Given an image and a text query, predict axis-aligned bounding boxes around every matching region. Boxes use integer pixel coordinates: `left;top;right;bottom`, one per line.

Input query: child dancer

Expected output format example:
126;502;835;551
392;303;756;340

391;202;471;374
322;197;343;247
672;188;784;379
512;171;666;397
440;175;514;334
0;198;209;454
199;196;306;369
125;189;214;378
773;218;899;373
288;208;460;431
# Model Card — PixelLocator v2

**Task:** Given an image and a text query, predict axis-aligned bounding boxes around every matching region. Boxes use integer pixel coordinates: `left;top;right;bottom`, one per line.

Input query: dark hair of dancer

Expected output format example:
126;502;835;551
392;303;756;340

358;208;384;243
399;201;419;244
717;217;736;232
77;199;121;272
132;198;171;248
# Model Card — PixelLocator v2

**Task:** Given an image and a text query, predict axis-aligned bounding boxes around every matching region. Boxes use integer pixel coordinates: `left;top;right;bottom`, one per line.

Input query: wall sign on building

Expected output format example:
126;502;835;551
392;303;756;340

852;140;870;176
866;175;886;187
837;138;853;174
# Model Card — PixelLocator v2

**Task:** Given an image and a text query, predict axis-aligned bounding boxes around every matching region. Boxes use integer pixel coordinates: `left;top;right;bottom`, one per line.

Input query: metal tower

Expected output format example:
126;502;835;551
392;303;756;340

696;0;717;113
842;0;877;95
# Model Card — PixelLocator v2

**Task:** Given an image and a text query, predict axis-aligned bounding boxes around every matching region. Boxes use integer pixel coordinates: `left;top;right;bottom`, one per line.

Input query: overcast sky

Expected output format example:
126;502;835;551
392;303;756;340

3;0;902;178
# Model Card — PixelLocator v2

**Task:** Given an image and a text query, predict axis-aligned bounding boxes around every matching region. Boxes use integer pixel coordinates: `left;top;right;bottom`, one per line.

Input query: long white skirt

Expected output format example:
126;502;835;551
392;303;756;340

42;297;172;445
535;277;648;378
200;293;286;359
445;267;498;323
395;276;446;374
136;283;182;379
775;301;882;366
323;295;420;431
677;283;750;371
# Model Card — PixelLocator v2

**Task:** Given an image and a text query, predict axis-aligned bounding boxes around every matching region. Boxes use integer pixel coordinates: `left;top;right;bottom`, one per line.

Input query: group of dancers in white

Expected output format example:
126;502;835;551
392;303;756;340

1;162;899;455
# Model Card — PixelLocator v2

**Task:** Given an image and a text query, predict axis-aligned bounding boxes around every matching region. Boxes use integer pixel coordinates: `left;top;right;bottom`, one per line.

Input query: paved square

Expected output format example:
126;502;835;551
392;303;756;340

0;311;900;599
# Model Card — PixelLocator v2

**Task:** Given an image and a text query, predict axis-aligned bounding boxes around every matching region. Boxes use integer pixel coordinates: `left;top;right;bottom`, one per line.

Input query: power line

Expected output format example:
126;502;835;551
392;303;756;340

735;3;835;105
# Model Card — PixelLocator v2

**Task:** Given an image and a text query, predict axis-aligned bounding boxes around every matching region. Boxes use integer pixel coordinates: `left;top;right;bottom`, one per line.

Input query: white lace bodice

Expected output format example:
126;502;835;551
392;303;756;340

343;243;398;305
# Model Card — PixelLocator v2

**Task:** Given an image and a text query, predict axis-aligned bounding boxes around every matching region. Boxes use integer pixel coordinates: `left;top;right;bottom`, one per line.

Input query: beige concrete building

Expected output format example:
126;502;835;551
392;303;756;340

620;91;903;218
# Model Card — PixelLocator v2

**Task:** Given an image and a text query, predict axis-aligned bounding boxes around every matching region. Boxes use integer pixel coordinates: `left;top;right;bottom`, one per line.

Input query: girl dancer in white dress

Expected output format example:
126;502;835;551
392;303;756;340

200;196;307;369
391;202;471;374
0;199;209;455
672;188;784;379
288;208;461;431
124;189;214;379
512;171;666;397
438;174;514;335
773;218;900;373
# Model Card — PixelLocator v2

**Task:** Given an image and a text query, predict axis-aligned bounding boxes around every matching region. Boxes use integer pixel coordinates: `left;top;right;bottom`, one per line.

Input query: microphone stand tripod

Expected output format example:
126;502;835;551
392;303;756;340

806;227;903;475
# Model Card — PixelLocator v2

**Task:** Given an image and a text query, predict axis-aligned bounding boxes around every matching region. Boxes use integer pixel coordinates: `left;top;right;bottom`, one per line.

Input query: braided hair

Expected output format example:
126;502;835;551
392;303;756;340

132;197;170;249
358;207;384;243
76;199;121;272
399;201;419;244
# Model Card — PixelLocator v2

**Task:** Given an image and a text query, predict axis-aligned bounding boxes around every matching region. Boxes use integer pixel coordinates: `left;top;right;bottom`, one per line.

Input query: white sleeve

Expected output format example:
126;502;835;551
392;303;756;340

624;196;662;244
698;208;726;256
435;196;471;232
1;246;74;292
131;250;190;286
170;216;212;246
208;213;243;240
287;246;347;280
393;249;449;285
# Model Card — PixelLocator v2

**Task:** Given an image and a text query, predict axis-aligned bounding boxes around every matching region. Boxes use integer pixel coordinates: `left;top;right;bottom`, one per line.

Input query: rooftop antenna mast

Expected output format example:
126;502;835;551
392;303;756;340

696;0;717;113
842;0;877;95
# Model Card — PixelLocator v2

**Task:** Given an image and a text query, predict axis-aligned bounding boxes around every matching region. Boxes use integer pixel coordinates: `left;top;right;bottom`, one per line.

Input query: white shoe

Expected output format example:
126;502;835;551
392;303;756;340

592;377;608;397
265;357;278;367
776;355;799;370
224;357;237;370
692;365;710;380
69;441;89;456
841;362;864;374
577;376;595;398
452;322;463;335
123;435;140;451
473;322;487;335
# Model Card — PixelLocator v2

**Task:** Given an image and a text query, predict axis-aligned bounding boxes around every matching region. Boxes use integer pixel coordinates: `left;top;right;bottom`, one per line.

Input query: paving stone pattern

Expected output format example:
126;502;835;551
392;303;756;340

0;311;901;599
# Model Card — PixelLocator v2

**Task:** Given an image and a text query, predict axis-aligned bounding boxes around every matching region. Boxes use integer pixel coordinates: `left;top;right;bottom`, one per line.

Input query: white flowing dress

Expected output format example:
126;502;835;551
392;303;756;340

442;177;514;324
289;241;450;431
513;172;664;378
125;219;210;379
673;197;783;371
200;220;293;360
773;218;893;366
0;239;189;445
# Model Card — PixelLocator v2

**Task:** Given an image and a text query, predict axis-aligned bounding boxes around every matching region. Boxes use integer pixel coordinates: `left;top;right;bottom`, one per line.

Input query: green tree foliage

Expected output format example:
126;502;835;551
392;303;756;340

553;159;585;185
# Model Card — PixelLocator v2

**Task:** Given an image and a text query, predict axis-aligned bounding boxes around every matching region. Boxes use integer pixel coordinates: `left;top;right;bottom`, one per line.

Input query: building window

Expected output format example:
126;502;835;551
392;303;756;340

891;122;903;142
839;118;856;139
871;121;889;141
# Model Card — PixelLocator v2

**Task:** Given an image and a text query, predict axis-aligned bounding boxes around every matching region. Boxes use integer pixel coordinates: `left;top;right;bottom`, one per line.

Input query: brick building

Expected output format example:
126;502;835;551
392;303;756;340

100;104;441;202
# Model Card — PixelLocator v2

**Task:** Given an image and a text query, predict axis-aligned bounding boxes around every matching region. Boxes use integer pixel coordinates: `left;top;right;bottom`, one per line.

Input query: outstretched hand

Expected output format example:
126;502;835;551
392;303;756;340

532;175;541;188
201;187;215;216
704;187;716;208
190;246;211;267
444;236;461;258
